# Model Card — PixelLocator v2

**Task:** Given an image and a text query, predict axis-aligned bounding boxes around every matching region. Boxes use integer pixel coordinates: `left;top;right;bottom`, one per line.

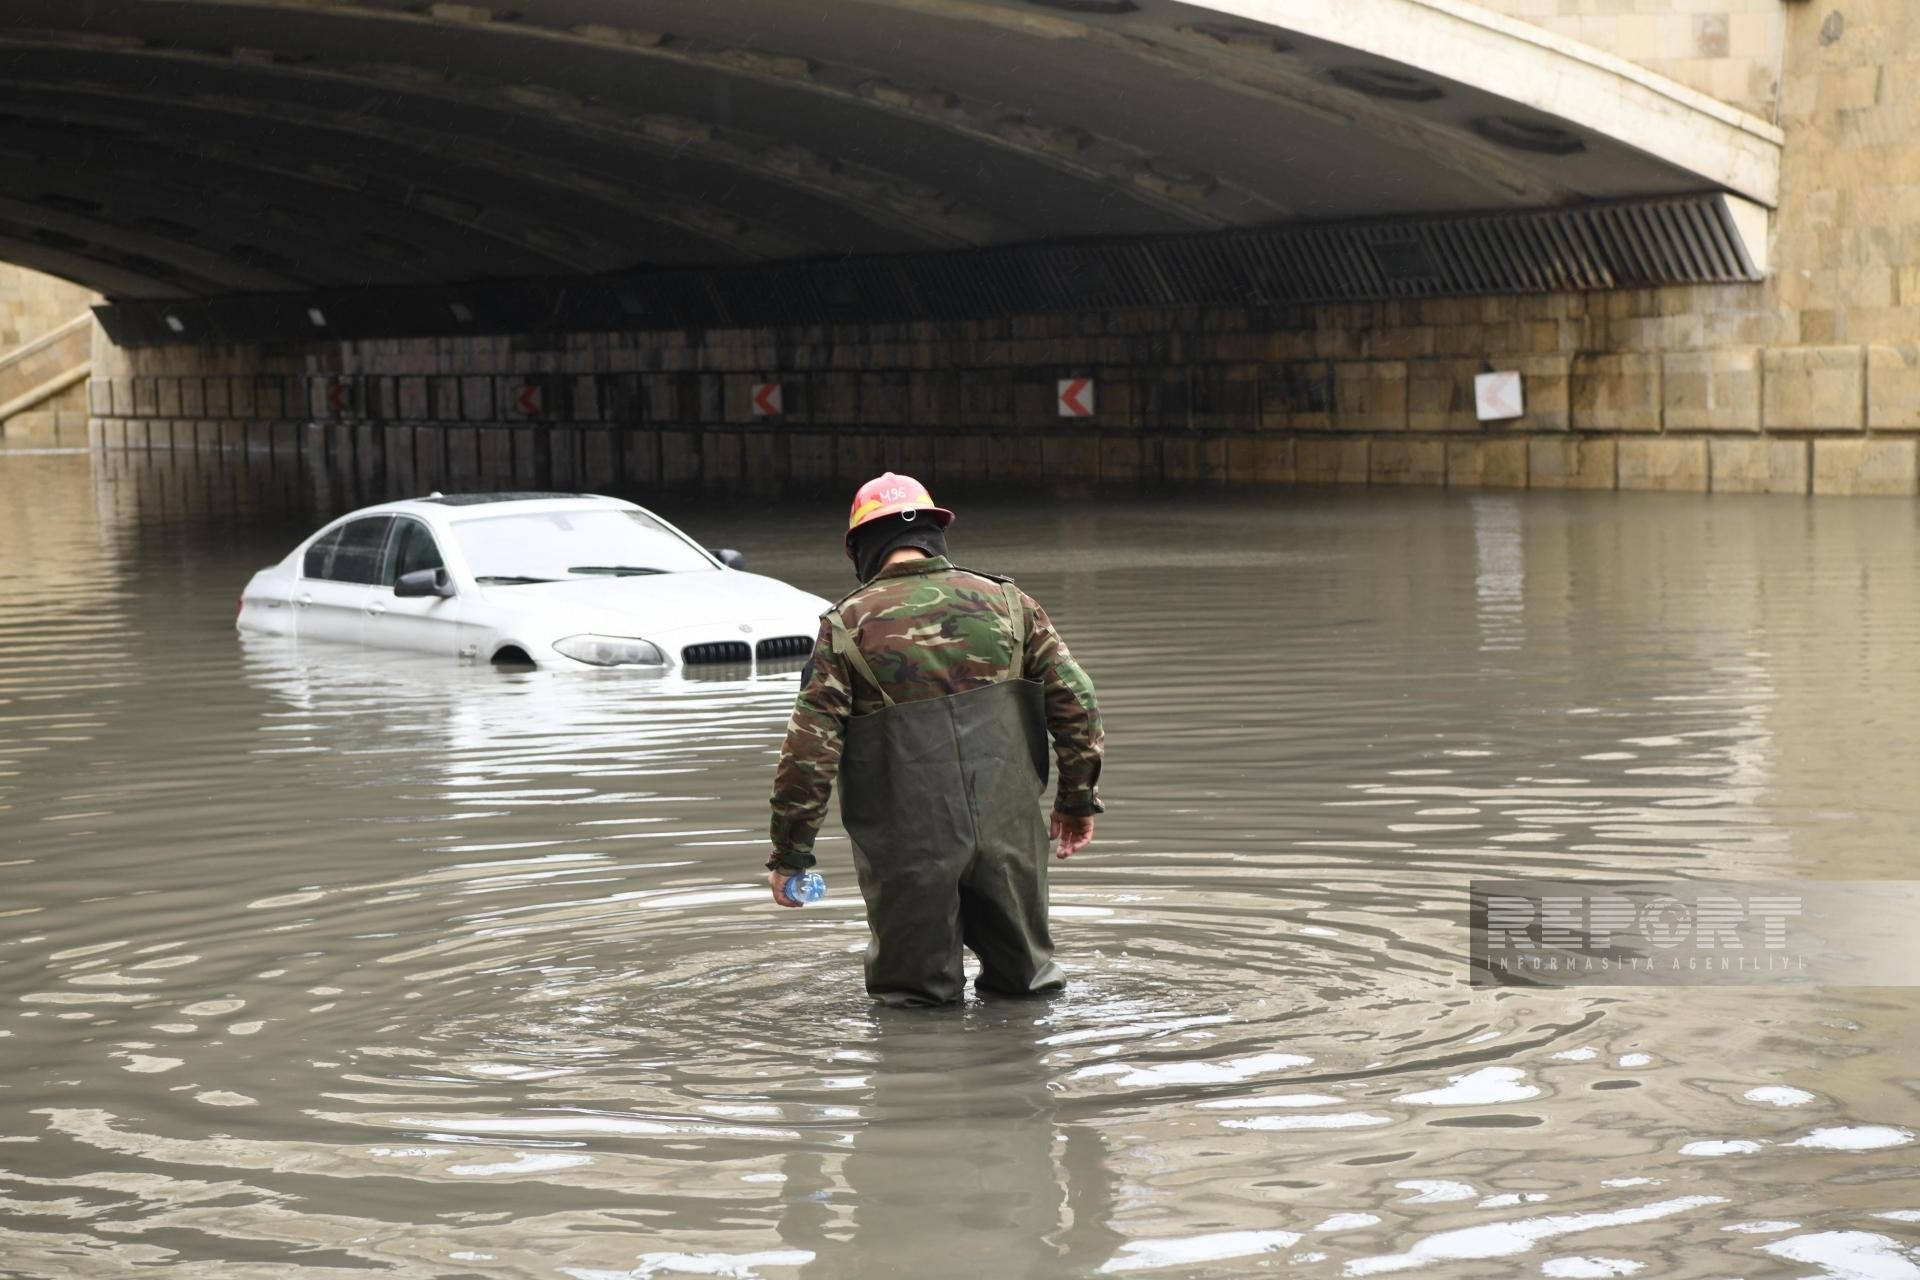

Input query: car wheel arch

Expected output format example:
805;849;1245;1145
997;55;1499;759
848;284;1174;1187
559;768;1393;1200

490;644;536;667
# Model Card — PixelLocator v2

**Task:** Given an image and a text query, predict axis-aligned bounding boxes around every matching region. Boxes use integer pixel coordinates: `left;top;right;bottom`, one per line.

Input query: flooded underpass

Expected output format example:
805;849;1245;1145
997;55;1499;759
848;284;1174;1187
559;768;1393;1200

2;449;1917;1279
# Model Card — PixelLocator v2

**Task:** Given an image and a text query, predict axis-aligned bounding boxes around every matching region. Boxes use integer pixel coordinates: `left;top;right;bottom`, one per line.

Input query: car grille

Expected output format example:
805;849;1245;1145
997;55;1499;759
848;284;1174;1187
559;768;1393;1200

755;636;812;661
681;641;751;666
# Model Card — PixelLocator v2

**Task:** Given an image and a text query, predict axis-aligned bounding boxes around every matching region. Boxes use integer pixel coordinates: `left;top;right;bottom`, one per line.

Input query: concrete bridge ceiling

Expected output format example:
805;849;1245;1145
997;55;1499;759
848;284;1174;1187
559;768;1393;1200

0;0;1781;302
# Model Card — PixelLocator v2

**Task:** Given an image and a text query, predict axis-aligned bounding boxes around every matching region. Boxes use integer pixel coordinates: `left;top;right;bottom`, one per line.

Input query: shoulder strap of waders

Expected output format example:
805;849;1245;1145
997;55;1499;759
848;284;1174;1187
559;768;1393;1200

826;608;895;708
950;567;1028;675
998;580;1028;671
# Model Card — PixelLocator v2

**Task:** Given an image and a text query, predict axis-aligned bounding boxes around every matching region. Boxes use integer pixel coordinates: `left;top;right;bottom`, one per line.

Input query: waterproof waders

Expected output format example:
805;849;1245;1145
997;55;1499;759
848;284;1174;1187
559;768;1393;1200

830;585;1066;1006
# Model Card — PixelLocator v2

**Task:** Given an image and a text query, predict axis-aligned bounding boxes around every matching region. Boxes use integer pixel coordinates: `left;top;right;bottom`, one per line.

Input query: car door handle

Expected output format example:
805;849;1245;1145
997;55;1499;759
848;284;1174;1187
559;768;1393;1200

365;601;386;617
295;593;312;608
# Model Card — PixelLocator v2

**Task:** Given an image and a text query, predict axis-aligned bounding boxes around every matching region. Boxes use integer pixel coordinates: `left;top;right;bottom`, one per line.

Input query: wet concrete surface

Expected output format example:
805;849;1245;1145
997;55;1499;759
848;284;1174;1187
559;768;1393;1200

1;449;1916;1277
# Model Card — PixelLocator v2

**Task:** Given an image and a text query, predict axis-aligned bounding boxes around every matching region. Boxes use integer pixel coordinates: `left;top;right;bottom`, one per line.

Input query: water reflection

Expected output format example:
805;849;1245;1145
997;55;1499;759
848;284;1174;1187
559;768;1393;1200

774;1008;1113;1280
1;451;1918;1277
1472;495;1525;653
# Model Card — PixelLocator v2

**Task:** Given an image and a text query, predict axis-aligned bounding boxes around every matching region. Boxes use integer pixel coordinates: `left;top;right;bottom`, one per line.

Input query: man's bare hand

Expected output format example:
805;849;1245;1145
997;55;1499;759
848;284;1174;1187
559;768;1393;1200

1050;810;1095;859
769;868;803;907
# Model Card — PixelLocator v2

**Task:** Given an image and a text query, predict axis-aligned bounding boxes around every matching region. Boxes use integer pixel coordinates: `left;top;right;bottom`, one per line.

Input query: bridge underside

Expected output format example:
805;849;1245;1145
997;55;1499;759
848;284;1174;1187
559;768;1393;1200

54;1;1908;499
0;0;1776;334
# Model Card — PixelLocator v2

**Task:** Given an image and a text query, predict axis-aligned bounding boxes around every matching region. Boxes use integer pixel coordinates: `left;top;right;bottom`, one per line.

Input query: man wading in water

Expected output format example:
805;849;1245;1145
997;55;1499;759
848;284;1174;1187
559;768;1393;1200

766;474;1105;1007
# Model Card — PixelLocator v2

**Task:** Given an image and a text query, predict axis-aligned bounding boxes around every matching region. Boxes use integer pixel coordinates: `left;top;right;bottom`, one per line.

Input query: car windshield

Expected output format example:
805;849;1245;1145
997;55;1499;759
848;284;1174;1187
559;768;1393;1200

451;508;715;583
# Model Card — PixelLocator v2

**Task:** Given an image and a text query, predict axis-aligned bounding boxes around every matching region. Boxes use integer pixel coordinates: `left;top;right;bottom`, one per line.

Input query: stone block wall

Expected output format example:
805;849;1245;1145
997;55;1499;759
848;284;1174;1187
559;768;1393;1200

0;265;99;445
0;264;93;351
1472;0;1788;120
81;281;1920;496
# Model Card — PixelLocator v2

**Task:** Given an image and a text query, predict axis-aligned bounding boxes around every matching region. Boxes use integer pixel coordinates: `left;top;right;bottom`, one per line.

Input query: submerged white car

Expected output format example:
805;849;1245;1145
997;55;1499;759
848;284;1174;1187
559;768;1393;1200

237;493;830;669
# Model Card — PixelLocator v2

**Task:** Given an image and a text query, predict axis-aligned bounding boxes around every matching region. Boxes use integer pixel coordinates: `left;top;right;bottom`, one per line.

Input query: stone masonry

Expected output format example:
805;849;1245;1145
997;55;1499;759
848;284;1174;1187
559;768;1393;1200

1474;0;1788;122
0;264;93;353
0;265;98;446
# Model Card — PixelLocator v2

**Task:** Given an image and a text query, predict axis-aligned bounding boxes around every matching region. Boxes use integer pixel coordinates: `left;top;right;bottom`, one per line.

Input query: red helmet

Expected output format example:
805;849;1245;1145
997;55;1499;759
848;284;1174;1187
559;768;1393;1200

845;473;954;556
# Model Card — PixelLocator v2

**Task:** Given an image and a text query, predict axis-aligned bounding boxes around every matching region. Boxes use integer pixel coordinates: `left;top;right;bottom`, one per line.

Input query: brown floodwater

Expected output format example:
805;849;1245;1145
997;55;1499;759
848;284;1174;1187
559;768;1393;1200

1;447;1917;1278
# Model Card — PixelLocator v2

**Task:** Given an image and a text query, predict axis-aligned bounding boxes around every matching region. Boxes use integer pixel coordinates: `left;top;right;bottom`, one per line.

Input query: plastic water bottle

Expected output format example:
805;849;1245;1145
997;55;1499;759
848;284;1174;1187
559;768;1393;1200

784;870;827;904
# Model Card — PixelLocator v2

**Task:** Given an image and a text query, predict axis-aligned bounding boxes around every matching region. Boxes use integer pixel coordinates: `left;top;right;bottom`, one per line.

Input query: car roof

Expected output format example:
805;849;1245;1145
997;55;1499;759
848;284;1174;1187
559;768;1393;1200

287;492;715;566
334;493;633;521
418;492;585;507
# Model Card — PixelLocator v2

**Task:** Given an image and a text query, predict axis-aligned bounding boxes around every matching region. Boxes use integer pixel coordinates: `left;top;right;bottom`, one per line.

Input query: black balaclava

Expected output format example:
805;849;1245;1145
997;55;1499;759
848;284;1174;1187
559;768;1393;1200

850;511;949;583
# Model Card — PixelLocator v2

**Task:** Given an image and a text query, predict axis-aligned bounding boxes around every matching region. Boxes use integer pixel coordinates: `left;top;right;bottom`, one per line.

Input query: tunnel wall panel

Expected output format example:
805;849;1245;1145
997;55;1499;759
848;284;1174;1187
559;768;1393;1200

86;279;1920;498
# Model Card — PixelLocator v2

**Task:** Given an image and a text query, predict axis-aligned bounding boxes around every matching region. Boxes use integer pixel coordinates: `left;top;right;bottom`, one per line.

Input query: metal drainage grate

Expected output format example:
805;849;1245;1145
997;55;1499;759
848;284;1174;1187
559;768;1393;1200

681;641;751;666
755;636;813;661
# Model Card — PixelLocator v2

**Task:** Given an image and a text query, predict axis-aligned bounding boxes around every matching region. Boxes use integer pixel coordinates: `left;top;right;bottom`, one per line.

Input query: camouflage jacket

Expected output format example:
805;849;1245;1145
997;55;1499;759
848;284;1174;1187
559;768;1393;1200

768;555;1103;869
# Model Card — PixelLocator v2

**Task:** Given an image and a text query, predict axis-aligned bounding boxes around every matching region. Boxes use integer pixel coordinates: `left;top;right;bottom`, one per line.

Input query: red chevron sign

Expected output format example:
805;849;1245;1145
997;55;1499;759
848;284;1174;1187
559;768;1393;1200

1057;377;1094;418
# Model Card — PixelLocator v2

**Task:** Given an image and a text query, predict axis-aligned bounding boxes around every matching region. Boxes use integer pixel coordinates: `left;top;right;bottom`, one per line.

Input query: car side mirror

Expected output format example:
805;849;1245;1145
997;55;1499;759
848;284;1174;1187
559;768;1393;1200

714;548;746;570
395;567;455;598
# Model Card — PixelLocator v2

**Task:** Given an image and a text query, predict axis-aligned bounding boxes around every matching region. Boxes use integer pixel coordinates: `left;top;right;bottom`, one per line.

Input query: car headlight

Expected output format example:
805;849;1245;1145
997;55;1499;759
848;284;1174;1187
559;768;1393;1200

553;634;667;667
